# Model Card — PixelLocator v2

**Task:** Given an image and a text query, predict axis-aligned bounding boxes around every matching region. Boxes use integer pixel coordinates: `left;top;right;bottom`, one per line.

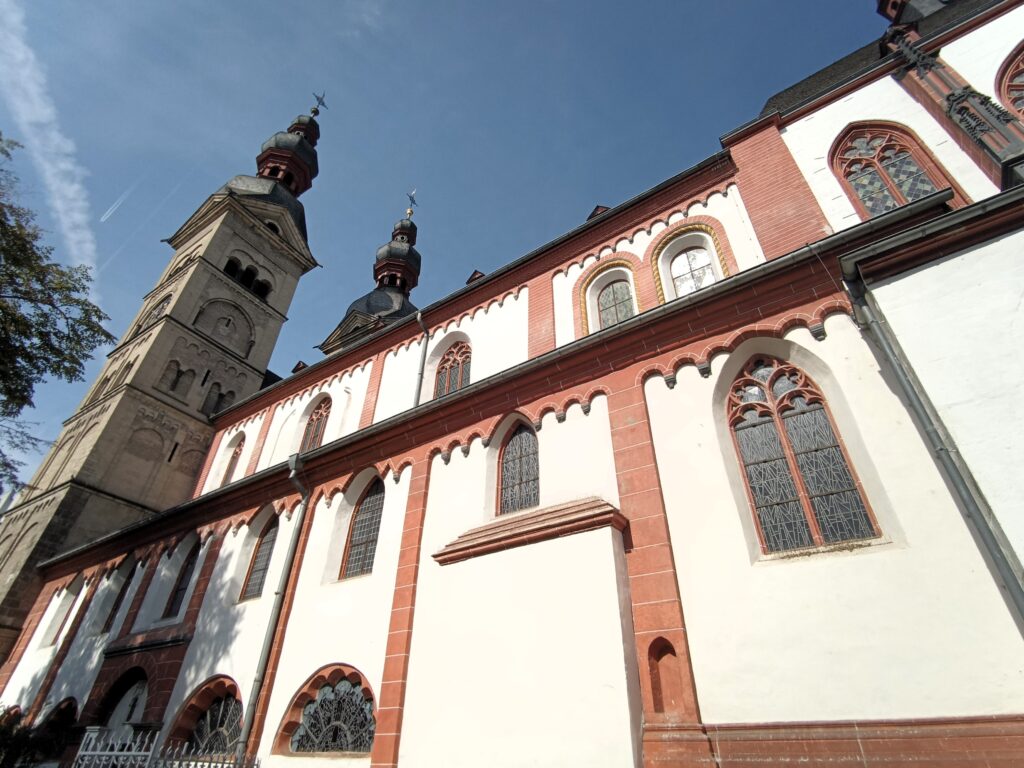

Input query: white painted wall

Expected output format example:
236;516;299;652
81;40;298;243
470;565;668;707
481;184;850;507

871;230;1024;567
399;449;640;768
781;76;999;233
940;6;1024;102
254;467;410;766
373;289;530;422
553;185;765;346
203;419;261;495
132;537;207;631
645;313;1024;723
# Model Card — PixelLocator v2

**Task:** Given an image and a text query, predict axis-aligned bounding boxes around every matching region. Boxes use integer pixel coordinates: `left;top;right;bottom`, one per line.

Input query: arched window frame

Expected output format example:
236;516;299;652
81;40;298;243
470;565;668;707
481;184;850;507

221;435;245;486
166;676;242;755
339;478;386;579
829;122;967;220
654;226;728;302
299;397;331;453
272;664;376;755
239;517;279;601
497;422;540;515
997;40;1024;119
434;341;472;398
582;263;639;334
163;541;200;619
727;355;880;554
100;561;137;635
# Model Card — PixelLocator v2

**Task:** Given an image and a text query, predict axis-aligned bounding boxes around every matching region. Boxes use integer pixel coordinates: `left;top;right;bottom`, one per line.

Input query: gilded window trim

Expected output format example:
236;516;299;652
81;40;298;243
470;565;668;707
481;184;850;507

579;259;639;336
650;223;730;306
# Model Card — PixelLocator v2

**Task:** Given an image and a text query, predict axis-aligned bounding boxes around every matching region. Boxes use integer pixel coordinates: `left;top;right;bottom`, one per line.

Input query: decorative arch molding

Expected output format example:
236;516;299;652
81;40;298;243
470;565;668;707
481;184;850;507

644;216;739;304
575;254;646;337
996;39;1024;119
83;665;154;726
165;675;241;744
828;120;969;219
272;663;377;754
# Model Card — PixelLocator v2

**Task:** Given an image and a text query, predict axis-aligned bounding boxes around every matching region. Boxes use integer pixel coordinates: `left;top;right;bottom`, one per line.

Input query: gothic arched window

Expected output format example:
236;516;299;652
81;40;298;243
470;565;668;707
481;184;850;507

998;42;1024;118
434;341;472;397
831;124;964;218
240;518;278;601
728;356;878;554
186;695;242;756
499;423;539;514
597;279;635;329
101;561;136;634
290;678;375;753
341;479;385;579
222;437;244;485
300;398;331;453
163;542;200;619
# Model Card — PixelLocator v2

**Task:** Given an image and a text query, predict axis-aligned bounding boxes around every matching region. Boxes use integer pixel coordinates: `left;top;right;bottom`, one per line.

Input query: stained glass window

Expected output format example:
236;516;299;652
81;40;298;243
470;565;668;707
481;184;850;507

670;247;716;298
728;357;877;553
241;519;278;600
499;424;539;514
222;437;244;485
342;479;385;578
300;398;331;453
835;129;943;217
597;279;635;329
186;695;242;756
163;542;200;618
290;678;375;753
434;341;472;397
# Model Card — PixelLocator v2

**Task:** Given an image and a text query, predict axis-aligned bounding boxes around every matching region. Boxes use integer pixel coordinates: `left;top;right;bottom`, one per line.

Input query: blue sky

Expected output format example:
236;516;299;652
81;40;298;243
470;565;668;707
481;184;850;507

0;0;887;485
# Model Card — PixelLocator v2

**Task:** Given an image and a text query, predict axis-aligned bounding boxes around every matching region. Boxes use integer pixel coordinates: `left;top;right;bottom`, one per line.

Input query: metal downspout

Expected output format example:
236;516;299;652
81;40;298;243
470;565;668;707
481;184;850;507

237;453;310;757
413;311;429;407
844;271;1024;625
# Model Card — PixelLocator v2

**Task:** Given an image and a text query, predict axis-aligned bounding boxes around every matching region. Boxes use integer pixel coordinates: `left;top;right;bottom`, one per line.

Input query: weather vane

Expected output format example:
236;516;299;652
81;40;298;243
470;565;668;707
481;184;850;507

311;91;328;117
406;188;418;218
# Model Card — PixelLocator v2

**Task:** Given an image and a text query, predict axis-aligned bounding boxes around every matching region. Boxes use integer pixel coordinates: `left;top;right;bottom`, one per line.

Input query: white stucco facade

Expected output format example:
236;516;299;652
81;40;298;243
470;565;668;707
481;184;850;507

939;4;1024;102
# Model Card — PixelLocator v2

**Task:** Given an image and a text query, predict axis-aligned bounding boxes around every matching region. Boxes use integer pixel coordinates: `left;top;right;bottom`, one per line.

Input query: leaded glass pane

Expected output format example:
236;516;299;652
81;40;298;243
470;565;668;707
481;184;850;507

783;408;873;544
343;480;385;578
290;679;375;753
499;425;539;514
188;695;242;756
241;521;278;600
597;280;635;328
848;165;898;216
300;399;331;452
670;248;717;298
881;150;937;202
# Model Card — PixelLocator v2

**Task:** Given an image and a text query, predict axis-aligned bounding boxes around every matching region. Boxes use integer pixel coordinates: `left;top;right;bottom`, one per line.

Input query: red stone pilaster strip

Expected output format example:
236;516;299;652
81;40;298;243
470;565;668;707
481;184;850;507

726;120;830;260
245;409;275;476
526;275;556;358
244;490;323;755
370;454;431;768
192;429;225;499
0;581;60;697
604;368;713;767
26;575;100;721
359;351;388;429
183;535;223;633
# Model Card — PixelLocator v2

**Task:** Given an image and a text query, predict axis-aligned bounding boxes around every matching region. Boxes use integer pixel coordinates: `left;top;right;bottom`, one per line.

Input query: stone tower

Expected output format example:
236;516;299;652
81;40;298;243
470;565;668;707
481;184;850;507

0;110;322;659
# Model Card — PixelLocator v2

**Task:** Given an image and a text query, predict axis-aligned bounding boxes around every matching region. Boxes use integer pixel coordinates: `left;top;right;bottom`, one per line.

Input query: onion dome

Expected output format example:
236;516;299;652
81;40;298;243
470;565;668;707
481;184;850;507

256;113;320;198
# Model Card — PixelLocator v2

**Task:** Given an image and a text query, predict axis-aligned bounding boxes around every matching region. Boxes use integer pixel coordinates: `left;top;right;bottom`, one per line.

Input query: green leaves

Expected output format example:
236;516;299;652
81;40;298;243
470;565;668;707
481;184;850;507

0;131;115;493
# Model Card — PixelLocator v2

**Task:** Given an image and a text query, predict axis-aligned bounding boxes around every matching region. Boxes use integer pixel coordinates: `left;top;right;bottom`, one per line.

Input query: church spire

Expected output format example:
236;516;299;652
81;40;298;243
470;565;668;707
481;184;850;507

255;104;321;198
374;209;421;294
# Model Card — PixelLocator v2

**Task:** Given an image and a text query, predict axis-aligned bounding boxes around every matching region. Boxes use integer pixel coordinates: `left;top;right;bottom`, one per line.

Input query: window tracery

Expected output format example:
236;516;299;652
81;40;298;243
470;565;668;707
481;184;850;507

597;279;635;329
185;695;243;756
300;398;331;453
998;42;1024;118
222;437;244;485
728;356;877;553
290;678;375;753
341;479;385;578
831;125;960;218
434;341;472;397
240;518;278;600
499;424;539;514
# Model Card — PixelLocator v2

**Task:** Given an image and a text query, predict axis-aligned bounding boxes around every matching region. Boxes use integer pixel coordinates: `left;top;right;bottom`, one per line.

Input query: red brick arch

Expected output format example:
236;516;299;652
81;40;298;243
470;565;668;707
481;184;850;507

272;663;376;754
643;214;741;301
573;252;651;337
165;674;241;743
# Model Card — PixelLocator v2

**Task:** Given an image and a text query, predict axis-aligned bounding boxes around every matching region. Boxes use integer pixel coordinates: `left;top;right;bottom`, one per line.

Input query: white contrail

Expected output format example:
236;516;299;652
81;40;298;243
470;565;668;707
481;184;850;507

100;179;141;223
0;0;100;295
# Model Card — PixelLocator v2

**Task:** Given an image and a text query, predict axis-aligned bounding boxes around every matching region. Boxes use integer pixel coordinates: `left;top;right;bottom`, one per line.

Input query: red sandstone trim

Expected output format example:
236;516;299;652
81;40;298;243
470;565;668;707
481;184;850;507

192;429;224;499
433;497;627;565
358;351;387;429
526;274;556;357
165;674;240;743
245;408;275;476
0;581;60;697
272;663;376;754
997;39;1024;119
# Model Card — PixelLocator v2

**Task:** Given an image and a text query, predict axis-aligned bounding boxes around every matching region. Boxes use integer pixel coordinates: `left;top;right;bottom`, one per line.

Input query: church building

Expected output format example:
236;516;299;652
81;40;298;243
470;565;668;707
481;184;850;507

1;1;1023;766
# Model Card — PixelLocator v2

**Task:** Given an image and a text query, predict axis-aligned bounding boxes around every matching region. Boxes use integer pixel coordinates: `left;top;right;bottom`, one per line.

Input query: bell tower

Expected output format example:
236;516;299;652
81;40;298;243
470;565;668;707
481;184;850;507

0;107;323;659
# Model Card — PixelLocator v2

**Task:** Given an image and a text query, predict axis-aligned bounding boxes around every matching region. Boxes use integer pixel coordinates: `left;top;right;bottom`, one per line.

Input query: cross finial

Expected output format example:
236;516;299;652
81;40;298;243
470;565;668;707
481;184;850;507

311;91;328;117
406;188;418;218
